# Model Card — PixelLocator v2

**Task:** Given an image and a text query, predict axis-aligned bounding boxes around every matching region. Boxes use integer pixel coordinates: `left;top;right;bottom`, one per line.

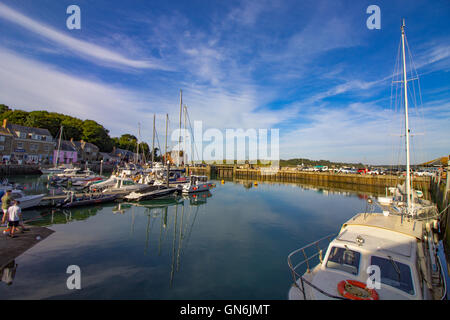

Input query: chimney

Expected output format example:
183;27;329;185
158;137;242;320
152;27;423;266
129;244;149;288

2;118;7;129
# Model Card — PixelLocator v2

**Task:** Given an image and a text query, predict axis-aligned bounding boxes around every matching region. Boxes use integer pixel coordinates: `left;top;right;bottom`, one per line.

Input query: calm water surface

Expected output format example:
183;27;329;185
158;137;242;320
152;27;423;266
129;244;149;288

0;175;383;299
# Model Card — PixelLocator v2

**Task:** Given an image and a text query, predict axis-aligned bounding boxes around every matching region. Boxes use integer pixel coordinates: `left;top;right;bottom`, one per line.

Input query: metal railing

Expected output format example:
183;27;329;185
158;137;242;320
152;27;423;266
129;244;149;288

287;233;346;300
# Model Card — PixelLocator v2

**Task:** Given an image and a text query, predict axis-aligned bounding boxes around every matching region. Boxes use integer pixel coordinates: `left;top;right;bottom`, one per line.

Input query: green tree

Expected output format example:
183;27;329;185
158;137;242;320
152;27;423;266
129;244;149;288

0;109;29;125
0;104;10;114
81;120;113;152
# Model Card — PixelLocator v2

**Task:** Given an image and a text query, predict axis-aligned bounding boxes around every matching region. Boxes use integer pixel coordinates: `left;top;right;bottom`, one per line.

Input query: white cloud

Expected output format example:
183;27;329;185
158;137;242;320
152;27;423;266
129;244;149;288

0;3;168;70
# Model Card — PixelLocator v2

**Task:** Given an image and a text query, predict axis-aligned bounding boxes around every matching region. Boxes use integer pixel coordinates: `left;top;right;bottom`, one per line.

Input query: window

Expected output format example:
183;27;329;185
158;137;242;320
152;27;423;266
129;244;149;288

17;131;26;139
0;136;5;142
17;142;24;149
370;256;415;295
326;246;361;275
0;146;4;151
44;145;50;152
30;144;38;151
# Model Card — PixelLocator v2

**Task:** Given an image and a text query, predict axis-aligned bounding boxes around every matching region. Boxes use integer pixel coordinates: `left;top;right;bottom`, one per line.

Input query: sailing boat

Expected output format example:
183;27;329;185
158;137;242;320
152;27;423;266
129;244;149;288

40;126;67;174
287;20;447;300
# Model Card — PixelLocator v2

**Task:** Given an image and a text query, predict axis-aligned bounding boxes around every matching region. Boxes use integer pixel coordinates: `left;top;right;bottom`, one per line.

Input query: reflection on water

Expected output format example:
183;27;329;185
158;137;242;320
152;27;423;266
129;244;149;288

0;176;393;299
1;260;18;286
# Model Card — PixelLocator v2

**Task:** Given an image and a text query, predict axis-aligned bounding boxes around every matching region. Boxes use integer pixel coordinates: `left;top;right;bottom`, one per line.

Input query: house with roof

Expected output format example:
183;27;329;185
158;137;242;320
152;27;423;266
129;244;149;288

110;147;138;162
3;119;55;163
54;140;78;164
0;121;14;162
99;152;120;164
69;139;100;163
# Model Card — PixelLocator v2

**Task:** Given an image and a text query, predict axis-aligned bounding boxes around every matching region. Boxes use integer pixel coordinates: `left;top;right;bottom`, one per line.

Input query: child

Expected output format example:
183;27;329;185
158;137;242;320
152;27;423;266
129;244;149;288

7;200;21;238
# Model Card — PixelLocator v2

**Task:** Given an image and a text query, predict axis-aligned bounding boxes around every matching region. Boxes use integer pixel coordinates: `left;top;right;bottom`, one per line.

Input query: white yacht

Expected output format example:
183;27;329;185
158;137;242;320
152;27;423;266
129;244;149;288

101;177;150;193
0;189;44;209
40;166;66;174
89;175;119;191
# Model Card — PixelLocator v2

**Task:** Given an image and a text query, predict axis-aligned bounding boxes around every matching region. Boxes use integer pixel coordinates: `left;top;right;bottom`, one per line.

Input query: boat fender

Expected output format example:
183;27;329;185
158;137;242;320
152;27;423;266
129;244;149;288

337;280;379;300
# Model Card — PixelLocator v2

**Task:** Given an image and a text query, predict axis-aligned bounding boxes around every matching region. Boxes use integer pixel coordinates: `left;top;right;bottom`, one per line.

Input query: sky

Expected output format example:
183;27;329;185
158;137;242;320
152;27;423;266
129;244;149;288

0;0;448;164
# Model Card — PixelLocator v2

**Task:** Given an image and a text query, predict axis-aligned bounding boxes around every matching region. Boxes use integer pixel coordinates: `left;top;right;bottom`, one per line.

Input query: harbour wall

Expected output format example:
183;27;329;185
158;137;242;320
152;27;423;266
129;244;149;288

187;165;431;191
0;164;42;176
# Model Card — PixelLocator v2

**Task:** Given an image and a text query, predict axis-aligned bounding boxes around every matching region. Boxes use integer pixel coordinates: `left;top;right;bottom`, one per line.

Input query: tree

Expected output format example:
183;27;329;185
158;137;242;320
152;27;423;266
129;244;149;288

0;104;10;114
0;109;29;125
81;120;113;152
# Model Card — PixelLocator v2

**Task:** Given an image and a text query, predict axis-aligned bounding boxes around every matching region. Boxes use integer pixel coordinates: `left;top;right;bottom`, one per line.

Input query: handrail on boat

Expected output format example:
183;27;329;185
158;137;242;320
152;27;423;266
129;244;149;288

288;233;347;300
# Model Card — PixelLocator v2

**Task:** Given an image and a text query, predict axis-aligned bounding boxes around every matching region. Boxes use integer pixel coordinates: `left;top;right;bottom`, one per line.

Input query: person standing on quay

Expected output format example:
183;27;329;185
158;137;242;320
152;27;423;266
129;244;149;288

7;200;21;238
1;189;13;226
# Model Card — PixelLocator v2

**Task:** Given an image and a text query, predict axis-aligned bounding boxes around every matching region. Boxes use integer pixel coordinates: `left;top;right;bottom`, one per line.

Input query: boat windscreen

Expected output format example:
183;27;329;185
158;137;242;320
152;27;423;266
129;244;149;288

370;256;415;295
326;246;361;275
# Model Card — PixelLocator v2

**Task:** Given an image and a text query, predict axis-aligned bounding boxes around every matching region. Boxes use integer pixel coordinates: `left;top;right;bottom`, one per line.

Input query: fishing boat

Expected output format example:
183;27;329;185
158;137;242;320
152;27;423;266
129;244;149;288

0;189;44;209
181;175;212;193
286;20;447;300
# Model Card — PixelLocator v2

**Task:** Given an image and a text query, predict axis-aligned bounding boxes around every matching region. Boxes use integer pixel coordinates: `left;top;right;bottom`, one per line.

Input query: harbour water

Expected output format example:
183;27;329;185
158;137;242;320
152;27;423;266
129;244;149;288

0;175;447;299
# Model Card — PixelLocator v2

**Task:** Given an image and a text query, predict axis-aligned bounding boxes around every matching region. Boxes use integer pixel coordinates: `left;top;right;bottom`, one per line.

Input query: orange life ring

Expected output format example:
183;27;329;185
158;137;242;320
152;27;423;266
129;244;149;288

337;280;379;300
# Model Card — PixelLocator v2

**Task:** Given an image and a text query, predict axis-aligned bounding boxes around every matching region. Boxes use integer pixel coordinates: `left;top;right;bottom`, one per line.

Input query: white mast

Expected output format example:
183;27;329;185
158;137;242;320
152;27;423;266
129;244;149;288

401;19;412;215
165;113;168;164
178;89;183;167
55;125;63;166
136;123;140;164
152;114;155;167
183;105;187;166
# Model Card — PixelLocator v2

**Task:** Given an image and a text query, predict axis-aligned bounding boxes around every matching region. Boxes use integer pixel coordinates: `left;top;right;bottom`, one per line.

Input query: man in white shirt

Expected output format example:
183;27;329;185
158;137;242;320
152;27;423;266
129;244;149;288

7;200;21;238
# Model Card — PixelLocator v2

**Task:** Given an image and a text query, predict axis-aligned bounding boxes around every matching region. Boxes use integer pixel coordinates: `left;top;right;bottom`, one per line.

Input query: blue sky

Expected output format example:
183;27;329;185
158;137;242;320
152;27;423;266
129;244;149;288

0;0;448;164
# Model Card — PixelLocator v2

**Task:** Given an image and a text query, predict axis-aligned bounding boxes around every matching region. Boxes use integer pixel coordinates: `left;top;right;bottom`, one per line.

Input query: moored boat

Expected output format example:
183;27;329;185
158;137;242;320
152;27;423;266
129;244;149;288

0;189;44;210
60;192;118;208
181;175;212;193
287;212;446;300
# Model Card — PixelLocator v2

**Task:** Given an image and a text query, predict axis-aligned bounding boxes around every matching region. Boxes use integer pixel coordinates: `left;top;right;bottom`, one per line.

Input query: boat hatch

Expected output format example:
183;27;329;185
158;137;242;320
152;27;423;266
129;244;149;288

326;246;361;275
336;227;414;258
371;255;415;295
